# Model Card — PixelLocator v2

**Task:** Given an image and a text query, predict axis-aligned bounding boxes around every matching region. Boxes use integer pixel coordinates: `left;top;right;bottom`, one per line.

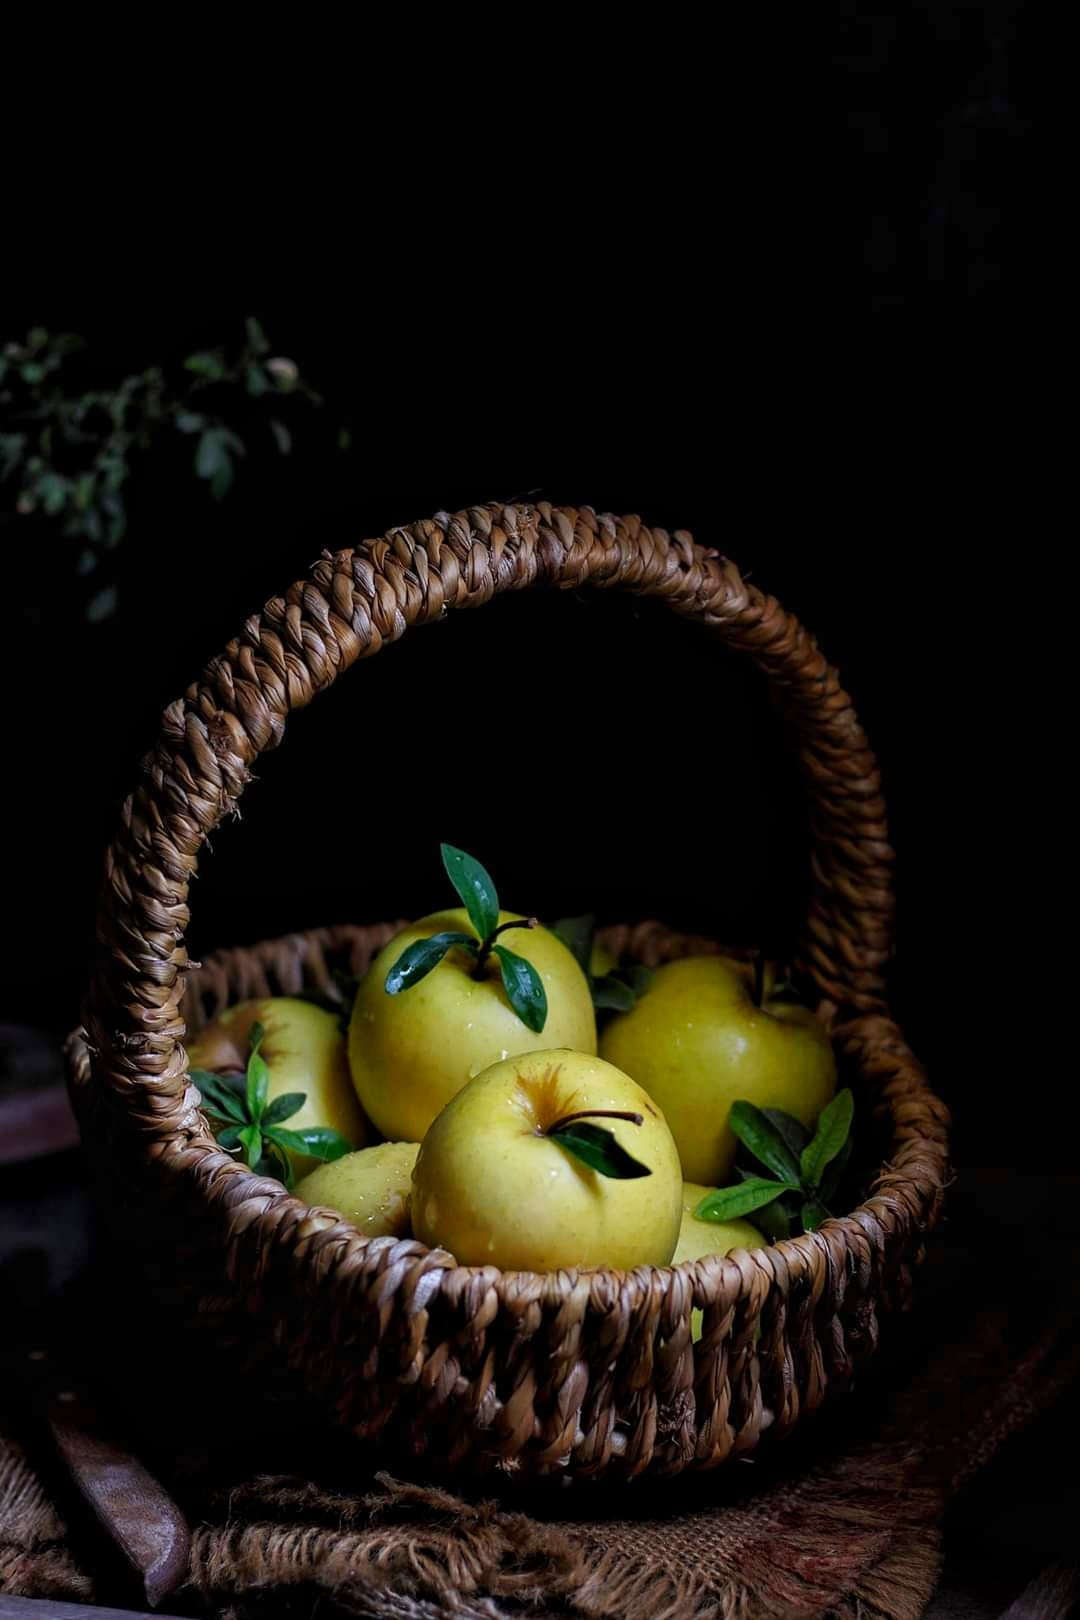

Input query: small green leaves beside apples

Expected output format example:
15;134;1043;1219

441;844;499;942
191;1023;353;1189
694;1176;801;1221
553;914;653;1015
727;1100;802;1186
695;1089;856;1237
383;846;548;1033
799;1086;854;1190
545;1109;652;1180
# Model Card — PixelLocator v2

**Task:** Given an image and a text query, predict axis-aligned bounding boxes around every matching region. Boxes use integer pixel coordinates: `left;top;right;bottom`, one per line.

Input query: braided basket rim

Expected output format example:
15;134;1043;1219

67;919;948;1290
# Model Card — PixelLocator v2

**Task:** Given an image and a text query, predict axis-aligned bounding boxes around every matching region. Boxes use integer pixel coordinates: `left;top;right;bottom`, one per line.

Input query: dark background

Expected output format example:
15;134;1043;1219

3;5;1042;1165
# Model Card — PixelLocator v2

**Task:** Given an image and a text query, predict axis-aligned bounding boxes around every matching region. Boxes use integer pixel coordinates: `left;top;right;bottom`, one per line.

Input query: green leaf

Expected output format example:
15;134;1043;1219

800;1198;831;1232
820;1133;854;1204
552;914;594;975
175;410;205;434
191;1070;248;1124
385;931;475;994
622;965;654;998
269;418;292;455
216;1124;243;1150
38;472;68;514
239;1124;263;1169
184;351;226;380
245;365;270;397
245;316;270;355
20;362;46;385
266;1125;352;1163
729;1101;802;1185
85;585;118;622
210;461;233;501
761;1108;811;1159
800;1089;854;1191
548;1120;651;1179
591;974;636;1012
195;428;226;480
246;1026;269;1120
440;844;499;941
694;1178;799;1222
492;945;548;1033
591;966;653;1013
262;1092;307;1126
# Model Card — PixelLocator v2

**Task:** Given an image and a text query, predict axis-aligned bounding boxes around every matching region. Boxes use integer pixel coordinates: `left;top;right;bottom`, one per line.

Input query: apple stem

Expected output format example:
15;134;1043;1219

471;916;538;980
754;952;766;1009
545;1108;645;1134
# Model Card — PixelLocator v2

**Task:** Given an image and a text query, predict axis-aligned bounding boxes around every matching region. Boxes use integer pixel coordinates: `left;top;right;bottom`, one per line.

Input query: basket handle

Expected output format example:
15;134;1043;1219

85;503;893;1117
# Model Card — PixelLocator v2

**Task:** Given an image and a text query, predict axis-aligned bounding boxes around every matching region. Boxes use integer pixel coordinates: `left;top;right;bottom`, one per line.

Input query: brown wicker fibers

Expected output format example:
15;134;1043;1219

66;502;950;1480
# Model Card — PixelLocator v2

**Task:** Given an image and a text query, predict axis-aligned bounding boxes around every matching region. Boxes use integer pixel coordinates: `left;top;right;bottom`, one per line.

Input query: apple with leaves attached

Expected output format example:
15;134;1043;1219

599;955;837;1185
411;1049;682;1270
188;998;365;1183
348;847;596;1143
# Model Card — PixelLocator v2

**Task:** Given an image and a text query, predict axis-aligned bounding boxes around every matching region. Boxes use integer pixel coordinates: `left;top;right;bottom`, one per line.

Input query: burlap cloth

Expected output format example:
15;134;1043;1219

3;1180;1079;1620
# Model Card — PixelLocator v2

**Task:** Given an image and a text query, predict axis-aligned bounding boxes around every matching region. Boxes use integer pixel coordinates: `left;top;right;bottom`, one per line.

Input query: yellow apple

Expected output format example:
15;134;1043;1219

296;1141;418;1238
349;911;596;1143
411;1049;682;1270
674;1181;767;1340
599;956;836;1184
188;997;368;1178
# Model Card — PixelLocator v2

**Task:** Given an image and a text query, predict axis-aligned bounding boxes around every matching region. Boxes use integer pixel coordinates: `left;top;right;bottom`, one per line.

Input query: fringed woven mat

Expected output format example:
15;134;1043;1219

3;1202;1079;1620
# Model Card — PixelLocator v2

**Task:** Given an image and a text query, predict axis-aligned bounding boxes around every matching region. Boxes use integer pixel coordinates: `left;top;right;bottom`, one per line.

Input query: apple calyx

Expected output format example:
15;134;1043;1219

383;845;548;1034
544;1108;652;1179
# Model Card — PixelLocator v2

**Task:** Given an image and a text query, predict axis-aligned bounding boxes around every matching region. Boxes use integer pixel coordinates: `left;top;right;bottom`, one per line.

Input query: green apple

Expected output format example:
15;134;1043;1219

675;1181;766;1340
188;997;368;1178
589;938;618;979
296;1141;418;1238
599;956;836;1185
349;911;596;1143
411;1049;682;1270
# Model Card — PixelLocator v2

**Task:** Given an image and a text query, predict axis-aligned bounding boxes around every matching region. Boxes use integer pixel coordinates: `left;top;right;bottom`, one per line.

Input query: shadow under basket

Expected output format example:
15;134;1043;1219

65;502;950;1481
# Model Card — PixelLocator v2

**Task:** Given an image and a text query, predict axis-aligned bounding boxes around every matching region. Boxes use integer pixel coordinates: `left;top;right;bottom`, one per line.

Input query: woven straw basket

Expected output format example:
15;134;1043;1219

66;502;950;1481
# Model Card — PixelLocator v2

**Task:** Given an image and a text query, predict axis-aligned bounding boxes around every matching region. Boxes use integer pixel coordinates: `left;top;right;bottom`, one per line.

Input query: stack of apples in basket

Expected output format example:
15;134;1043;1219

190;846;856;1324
